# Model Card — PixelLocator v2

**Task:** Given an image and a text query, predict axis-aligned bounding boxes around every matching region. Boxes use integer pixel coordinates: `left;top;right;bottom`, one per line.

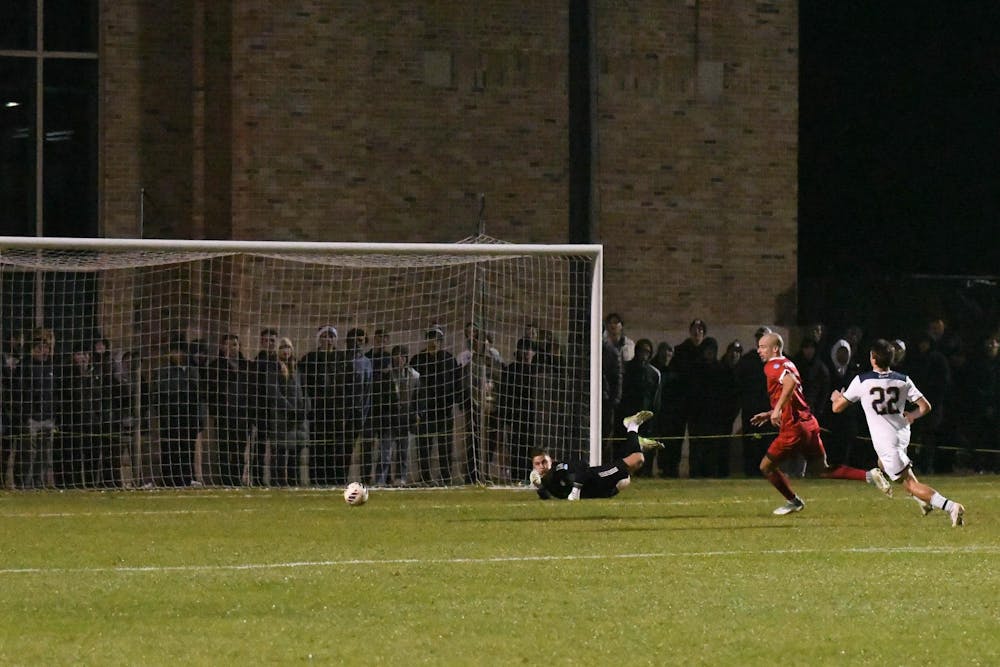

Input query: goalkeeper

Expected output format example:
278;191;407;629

530;411;661;500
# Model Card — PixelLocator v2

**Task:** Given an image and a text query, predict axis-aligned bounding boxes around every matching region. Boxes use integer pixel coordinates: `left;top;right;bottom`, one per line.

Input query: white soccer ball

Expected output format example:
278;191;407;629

343;482;369;506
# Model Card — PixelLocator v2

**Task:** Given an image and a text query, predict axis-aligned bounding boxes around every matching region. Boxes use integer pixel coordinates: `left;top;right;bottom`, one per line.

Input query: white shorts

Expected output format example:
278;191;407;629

873;432;912;481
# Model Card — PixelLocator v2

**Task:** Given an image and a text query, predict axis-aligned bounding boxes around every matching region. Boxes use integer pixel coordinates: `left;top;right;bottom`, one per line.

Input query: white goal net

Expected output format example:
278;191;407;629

0;236;602;490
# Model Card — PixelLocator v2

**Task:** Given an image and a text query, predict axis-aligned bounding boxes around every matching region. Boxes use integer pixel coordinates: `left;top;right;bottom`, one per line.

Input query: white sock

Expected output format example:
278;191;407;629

930;492;950;511
865;470;872;483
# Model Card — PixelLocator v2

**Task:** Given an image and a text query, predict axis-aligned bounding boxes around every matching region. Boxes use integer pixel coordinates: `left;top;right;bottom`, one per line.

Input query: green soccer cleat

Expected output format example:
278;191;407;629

622;410;654;430
638;436;664;450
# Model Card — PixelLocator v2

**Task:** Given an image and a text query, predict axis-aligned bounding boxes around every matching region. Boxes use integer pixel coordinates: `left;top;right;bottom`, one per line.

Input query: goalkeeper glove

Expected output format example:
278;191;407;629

529;470;543;488
567;486;581;501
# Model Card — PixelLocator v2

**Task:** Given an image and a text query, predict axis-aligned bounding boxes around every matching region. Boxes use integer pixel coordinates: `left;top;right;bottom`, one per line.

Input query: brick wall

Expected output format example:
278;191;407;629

595;1;798;331
101;0;195;239
225;2;569;243
98;0;798;333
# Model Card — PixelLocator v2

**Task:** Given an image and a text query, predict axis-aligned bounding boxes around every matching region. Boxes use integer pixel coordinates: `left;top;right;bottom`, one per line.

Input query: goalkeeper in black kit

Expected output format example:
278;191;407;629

530;411;661;500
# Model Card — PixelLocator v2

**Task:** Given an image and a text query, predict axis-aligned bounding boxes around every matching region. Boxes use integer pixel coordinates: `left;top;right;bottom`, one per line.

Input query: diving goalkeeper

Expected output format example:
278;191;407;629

530;411;661;500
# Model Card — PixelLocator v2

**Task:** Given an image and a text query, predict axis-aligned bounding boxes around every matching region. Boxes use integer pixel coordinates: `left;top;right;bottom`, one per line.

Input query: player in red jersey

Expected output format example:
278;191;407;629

750;332;877;515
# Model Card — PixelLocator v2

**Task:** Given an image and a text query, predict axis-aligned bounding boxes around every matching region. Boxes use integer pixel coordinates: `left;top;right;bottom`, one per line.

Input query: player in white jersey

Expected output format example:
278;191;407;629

831;339;965;527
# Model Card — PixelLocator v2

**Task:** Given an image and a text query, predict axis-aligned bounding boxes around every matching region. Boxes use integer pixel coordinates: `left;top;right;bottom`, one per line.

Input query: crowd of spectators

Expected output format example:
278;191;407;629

601;315;1000;477
0;321;573;489
2;309;997;491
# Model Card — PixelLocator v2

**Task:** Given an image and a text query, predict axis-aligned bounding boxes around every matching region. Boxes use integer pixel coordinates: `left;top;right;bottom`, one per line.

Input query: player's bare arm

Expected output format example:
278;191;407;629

830;389;850;413
770;373;797;426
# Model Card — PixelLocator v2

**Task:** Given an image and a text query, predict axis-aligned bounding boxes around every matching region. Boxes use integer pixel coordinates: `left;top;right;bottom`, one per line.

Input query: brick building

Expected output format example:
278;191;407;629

63;1;798;336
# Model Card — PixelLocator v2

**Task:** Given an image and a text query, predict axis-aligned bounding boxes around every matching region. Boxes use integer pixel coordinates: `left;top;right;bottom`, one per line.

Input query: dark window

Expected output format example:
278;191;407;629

0;1;98;238
43;58;98;237
44;0;98;52
0;0;36;51
0;58;36;236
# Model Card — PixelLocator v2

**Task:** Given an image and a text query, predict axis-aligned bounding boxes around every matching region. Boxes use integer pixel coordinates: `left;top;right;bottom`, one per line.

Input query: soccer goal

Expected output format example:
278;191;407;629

0;235;602;490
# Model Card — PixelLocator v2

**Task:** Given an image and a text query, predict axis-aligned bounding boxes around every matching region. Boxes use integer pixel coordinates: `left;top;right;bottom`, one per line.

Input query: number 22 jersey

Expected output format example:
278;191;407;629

842;370;924;446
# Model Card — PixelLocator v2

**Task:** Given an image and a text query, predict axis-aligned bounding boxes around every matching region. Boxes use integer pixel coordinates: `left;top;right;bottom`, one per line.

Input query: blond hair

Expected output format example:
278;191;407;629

277;337;296;377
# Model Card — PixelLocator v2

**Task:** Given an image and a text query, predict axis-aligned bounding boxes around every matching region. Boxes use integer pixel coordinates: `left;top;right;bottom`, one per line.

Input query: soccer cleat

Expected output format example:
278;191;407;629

638;436;664;450
772;497;805;515
869;468;893;498
622;410;654;430
948;502;965;527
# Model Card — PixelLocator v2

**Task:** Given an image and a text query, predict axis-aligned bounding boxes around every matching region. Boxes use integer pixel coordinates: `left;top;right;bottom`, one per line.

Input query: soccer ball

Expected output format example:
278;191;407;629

343;482;369;506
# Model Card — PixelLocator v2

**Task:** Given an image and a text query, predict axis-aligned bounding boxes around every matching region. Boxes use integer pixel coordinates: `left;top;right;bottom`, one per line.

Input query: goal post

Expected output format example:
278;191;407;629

0;236;602;490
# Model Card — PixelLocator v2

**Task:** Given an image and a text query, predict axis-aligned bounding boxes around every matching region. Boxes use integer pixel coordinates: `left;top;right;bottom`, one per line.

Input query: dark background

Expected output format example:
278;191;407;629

798;1;1000;336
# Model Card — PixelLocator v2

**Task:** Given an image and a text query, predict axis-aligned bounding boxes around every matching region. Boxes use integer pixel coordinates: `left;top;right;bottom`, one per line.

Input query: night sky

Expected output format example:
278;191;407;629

798;2;1000;280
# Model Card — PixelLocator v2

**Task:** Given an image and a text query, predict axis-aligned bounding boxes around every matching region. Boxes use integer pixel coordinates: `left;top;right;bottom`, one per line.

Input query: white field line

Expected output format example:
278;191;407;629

1;545;998;576
0;509;261;518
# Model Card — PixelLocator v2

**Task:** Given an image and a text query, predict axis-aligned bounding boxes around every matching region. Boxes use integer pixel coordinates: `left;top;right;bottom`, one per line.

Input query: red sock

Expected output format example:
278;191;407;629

766;471;796;501
821;464;867;481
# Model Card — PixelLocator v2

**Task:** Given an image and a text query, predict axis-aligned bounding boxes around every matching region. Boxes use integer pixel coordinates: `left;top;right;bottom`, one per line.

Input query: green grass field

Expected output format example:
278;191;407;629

1;476;998;665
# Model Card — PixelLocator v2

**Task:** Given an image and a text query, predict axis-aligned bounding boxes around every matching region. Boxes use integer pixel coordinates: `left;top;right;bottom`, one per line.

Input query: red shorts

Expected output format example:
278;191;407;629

766;417;827;462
